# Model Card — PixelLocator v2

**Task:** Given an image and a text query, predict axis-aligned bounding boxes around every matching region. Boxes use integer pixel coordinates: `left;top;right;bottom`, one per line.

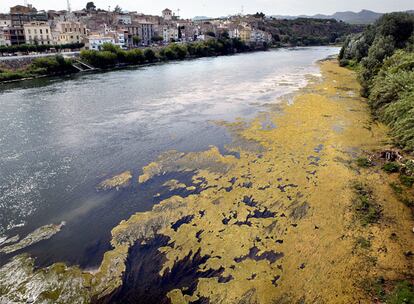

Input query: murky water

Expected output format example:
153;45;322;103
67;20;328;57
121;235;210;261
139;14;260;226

0;47;339;267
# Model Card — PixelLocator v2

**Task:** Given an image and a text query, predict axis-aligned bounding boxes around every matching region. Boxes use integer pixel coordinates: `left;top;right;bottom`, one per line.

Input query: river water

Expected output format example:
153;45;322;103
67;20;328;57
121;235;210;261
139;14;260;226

0;47;339;268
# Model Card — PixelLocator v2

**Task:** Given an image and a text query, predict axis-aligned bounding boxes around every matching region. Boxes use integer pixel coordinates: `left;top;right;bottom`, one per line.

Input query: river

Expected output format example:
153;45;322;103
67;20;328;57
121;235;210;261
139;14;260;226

0;47;339;268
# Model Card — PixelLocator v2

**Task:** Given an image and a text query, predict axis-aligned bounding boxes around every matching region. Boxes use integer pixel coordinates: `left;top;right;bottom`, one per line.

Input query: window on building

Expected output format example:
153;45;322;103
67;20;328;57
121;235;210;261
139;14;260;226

40;29;42;34
46;29;48;34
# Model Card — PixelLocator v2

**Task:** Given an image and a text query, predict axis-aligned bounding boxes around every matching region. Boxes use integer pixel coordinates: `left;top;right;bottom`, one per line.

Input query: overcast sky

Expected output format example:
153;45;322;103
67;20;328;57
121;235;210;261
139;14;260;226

1;0;412;18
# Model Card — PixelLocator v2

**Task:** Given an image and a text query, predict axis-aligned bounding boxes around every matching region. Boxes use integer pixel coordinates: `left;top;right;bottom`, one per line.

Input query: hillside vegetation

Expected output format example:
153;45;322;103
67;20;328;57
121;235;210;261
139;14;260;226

339;13;414;151
259;18;364;45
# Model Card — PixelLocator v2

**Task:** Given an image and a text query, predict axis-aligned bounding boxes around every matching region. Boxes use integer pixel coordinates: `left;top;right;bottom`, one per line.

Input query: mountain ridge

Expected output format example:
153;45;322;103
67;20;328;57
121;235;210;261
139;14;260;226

271;9;413;24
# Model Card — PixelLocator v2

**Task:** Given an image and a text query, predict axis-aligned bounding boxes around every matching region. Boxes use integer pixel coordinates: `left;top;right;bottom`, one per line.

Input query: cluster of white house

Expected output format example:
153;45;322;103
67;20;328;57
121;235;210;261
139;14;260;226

0;5;273;50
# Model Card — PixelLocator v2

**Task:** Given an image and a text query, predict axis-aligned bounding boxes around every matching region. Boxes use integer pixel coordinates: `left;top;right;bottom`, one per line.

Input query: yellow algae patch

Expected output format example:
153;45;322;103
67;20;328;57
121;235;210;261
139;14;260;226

138;146;238;183
163;179;188;191
0;222;65;254
97;171;132;190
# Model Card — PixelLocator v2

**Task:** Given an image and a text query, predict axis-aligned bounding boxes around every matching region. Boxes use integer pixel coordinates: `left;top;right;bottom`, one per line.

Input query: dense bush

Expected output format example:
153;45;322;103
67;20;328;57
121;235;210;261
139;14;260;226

80;50;118;68
144;49;156;62
340;13;414;96
339;13;414;151
30;55;74;74
125;49;144;64
368;49;414;152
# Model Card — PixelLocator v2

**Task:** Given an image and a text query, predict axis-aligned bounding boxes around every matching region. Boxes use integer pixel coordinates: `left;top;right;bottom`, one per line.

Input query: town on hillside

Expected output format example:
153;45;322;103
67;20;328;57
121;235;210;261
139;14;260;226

0;2;276;52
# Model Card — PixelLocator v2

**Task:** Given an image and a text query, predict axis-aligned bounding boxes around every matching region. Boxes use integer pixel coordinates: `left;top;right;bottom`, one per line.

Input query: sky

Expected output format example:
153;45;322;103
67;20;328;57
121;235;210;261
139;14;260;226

1;0;413;18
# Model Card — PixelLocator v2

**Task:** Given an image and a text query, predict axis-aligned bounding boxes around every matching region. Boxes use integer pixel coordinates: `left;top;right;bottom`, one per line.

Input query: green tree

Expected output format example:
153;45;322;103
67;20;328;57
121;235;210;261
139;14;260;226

144;49;156;62
125;49;144;64
132;36;141;46
254;12;265;19
101;42;120;53
86;2;96;11
113;5;122;13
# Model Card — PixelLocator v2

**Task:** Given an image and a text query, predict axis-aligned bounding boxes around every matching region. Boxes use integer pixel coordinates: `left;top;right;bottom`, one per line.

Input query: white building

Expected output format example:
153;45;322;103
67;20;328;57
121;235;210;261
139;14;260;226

23;21;53;45
86;35;116;50
116;30;127;48
162;25;178;42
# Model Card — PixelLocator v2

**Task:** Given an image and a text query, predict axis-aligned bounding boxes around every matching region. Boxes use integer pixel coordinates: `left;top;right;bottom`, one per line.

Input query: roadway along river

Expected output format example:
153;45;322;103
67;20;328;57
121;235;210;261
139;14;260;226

0;47;339;268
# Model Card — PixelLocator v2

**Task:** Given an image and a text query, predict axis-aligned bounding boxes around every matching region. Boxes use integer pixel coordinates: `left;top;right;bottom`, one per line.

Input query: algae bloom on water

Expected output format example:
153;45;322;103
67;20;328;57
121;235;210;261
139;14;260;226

97;171;133;190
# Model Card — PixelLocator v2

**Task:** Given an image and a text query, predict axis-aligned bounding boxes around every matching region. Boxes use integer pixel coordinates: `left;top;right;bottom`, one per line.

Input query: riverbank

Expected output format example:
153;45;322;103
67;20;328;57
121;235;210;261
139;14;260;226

0;38;268;84
0;59;412;303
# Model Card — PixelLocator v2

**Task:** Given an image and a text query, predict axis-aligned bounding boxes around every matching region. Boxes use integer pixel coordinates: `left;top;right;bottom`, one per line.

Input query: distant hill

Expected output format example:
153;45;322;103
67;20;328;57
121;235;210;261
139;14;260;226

271;9;413;24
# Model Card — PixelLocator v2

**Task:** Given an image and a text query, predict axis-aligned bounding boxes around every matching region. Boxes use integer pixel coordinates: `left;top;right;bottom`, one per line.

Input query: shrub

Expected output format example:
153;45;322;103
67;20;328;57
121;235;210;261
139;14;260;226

125;49;144;64
144;49;156;62
30;55;73;74
356;157;374;168
399;175;414;187
160;47;177;60
169;44;188;59
402;159;414;176
80;50;117;68
101;42;120;53
382;162;401;173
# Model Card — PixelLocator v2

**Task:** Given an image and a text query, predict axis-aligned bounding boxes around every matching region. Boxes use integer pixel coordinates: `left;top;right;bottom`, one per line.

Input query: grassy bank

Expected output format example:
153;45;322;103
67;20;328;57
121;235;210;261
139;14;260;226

339;12;414;152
